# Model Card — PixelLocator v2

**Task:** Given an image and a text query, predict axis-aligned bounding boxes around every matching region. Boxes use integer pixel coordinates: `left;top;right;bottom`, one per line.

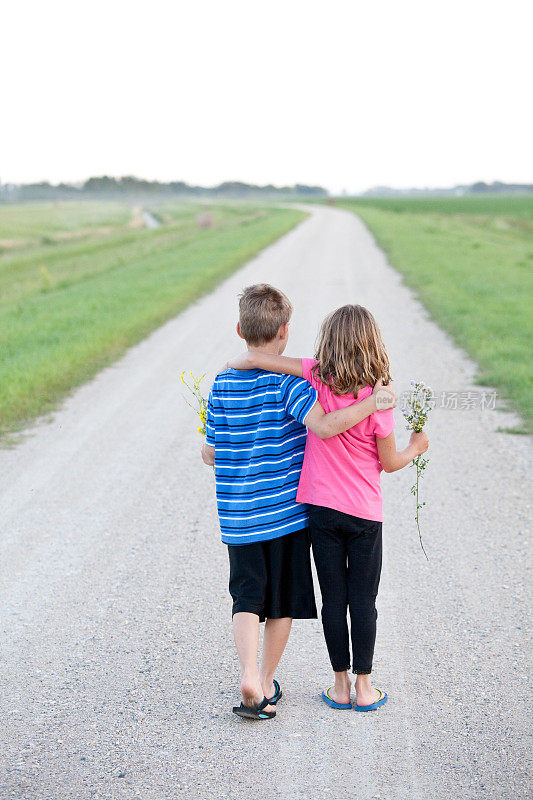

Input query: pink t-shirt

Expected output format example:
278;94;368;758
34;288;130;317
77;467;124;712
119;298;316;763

296;359;395;522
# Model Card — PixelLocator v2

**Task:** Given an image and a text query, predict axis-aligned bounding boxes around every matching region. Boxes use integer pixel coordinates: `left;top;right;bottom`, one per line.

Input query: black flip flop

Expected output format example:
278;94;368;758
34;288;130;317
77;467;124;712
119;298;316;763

266;679;282;705
232;696;276;720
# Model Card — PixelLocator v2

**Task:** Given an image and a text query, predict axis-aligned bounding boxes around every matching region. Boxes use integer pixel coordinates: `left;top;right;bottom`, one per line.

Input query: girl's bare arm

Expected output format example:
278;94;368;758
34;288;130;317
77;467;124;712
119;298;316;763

226;351;303;377
377;430;429;473
227;351;397;439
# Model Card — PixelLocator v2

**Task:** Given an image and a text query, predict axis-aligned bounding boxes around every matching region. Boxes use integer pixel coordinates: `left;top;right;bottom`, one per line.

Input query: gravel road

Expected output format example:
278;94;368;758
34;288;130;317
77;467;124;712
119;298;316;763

1;205;530;800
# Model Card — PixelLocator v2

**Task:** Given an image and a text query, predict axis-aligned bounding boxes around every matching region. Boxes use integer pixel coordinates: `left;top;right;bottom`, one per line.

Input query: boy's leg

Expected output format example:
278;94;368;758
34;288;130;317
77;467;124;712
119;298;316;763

228;542;274;711
233;612;275;711
346;519;383;707
260;617;292;699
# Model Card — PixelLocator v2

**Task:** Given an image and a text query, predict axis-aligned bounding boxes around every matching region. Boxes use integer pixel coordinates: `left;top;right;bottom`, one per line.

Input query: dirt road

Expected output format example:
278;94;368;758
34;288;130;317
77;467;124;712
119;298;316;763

1;205;530;799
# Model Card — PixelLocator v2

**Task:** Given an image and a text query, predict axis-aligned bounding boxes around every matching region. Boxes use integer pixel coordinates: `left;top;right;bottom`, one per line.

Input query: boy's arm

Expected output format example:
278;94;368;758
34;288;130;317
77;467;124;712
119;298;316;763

226;351;303;377
377;430;429;472
201;442;215;466
304;388;394;439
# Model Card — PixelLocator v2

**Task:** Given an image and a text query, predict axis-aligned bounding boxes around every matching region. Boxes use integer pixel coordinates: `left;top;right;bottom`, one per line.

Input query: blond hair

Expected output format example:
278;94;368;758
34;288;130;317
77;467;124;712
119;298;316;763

238;284;293;345
313;305;391;395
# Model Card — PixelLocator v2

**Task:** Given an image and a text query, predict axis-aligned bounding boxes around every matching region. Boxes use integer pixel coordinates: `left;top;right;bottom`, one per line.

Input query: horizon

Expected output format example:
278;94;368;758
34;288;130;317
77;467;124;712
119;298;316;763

3;175;532;196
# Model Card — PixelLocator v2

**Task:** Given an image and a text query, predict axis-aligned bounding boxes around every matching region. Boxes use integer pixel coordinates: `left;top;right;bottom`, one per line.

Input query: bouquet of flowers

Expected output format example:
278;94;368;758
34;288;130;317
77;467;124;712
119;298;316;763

402;381;434;560
180;371;208;435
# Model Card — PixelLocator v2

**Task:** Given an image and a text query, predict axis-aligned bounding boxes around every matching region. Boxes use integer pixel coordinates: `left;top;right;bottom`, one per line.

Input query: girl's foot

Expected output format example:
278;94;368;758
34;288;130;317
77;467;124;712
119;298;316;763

328;684;351;705
354;675;382;708
355;685;382;707
330;670;351;705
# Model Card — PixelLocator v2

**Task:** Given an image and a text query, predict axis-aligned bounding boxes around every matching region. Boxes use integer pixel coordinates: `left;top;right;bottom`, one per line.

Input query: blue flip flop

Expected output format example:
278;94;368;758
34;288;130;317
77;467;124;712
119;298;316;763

321;687;352;710
266;679;282;705
354;688;388;712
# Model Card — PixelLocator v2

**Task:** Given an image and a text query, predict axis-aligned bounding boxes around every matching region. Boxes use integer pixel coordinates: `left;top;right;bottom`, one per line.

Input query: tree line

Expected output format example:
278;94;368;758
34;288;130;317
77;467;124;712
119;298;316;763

362;181;533;197
0;176;328;202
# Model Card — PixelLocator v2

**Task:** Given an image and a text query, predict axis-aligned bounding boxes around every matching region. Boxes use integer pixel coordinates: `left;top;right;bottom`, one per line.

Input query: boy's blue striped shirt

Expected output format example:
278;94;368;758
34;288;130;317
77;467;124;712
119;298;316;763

206;369;317;545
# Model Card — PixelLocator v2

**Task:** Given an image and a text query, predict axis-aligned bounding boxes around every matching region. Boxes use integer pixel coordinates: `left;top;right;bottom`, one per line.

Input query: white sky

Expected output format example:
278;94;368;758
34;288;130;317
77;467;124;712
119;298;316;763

2;0;532;194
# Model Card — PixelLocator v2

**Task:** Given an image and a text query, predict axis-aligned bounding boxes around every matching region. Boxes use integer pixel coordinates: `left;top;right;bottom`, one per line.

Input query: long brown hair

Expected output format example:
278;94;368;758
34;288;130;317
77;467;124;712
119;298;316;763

312;305;391;395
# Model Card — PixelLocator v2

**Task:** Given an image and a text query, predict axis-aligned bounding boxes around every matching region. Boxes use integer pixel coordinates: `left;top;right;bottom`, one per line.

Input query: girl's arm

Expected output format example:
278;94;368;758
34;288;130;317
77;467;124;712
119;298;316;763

226;350;303;377
227;351;396;439
377;430;429;473
304;396;378;439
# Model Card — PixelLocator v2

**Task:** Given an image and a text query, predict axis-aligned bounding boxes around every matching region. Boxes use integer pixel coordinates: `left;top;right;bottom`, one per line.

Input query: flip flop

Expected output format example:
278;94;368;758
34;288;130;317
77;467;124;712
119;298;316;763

354;688;388;712
321;687;352;710
266;679;282;705
232;696;276;720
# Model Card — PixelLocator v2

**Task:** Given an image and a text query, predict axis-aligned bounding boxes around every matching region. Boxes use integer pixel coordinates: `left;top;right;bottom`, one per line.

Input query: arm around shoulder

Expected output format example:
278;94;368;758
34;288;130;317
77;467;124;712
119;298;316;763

304;394;379;439
228;351;304;377
302;379;397;439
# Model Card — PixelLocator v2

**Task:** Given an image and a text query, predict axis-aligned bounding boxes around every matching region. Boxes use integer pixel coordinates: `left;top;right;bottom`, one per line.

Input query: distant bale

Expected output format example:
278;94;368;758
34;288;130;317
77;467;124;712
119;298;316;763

196;212;213;229
326;197;337;205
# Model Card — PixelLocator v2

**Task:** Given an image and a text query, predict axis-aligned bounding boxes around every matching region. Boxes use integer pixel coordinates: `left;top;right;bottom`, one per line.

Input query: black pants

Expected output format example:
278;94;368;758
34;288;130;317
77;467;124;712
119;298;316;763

308;505;382;675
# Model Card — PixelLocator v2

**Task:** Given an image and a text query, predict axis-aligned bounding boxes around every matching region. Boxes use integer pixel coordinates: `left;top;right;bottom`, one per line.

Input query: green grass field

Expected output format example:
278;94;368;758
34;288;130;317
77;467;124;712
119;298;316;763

335;196;533;432
0;201;305;437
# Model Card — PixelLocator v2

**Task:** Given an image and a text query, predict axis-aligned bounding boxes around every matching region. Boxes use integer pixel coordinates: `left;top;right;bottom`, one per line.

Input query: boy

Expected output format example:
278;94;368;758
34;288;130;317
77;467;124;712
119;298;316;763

201;284;394;720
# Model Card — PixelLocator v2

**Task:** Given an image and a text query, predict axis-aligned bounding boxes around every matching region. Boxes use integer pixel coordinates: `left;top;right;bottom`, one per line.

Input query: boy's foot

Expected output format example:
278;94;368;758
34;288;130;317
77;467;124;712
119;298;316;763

261;679;276;701
241;676;275;713
262;678;282;704
233;697;276;720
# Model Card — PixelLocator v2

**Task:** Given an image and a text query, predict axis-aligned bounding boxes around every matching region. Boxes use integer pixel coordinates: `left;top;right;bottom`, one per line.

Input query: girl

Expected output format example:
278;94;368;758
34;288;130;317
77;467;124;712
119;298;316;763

228;304;429;712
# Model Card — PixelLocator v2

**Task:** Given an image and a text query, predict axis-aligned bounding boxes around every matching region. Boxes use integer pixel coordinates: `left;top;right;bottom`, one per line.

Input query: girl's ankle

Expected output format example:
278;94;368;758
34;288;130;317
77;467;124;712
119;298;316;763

334;670;351;689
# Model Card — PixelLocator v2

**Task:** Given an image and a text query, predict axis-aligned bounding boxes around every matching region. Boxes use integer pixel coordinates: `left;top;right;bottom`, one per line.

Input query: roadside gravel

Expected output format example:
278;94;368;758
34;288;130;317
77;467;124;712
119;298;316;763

0;205;530;800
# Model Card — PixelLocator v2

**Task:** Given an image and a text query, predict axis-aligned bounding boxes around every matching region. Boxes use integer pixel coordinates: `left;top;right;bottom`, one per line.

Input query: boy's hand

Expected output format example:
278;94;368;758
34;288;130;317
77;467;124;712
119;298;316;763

201;442;215;466
410;430;429;455
373;379;396;410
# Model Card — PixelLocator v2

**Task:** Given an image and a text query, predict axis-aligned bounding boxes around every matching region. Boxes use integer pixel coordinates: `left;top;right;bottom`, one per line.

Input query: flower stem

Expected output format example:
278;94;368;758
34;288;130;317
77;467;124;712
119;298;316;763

413;455;429;561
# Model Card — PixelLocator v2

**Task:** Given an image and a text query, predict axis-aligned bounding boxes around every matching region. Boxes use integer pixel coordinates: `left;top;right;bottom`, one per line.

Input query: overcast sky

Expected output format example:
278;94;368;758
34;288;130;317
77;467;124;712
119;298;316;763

2;0;532;194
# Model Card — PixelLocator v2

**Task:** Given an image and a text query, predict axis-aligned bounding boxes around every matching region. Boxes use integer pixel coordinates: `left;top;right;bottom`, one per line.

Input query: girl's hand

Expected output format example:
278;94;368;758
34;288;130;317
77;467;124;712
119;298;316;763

373;378;396;410
410;430;429;455
227;351;254;371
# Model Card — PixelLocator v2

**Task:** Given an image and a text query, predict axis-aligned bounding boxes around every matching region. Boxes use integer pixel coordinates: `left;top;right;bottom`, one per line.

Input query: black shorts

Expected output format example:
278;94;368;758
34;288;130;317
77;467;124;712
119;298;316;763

227;528;317;622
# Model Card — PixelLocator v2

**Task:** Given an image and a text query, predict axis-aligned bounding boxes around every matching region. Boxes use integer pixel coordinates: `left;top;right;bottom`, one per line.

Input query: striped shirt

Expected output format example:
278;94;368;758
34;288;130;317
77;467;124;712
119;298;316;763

206;369;318;545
